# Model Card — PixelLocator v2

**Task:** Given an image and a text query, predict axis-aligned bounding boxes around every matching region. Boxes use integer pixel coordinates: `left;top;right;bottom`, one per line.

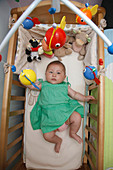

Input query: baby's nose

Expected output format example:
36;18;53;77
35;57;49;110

52;73;56;77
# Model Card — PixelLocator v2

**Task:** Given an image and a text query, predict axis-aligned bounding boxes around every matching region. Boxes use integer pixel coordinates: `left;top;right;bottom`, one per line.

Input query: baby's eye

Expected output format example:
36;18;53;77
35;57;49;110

49;71;53;73
57;72;61;74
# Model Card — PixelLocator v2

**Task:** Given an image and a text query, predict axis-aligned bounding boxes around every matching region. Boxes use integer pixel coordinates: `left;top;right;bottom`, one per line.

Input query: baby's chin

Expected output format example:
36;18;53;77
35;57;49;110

47;80;63;84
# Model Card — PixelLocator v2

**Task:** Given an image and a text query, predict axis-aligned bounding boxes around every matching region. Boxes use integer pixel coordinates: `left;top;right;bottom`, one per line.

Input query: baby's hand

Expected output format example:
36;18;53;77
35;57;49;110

85;96;95;102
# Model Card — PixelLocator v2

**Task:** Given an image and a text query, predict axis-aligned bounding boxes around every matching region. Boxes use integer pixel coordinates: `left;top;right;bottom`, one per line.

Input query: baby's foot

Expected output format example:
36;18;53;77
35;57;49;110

55;139;62;153
70;133;83;144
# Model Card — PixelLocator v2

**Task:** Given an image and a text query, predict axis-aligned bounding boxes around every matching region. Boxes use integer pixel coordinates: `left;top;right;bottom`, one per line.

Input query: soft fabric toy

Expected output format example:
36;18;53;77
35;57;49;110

72;32;91;60
98;19;107;31
54;35;75;61
25;39;44;62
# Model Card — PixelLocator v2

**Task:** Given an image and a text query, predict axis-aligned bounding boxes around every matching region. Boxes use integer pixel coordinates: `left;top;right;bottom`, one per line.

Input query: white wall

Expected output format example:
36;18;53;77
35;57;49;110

0;0;10;128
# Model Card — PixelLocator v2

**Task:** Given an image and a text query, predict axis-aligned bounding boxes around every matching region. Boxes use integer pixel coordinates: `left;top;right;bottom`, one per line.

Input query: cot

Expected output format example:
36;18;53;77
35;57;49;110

0;0;106;169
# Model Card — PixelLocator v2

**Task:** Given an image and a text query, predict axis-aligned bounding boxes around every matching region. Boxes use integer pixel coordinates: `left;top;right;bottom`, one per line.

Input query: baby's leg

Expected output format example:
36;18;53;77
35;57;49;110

43;131;62;153
69;111;82;144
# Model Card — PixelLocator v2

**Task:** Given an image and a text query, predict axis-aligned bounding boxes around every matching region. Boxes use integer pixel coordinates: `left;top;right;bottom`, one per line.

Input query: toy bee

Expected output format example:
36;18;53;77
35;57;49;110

76;3;98;25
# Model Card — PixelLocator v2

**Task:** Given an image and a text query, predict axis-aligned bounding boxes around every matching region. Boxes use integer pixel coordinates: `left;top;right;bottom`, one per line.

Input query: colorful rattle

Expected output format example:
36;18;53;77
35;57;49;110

19;69;39;90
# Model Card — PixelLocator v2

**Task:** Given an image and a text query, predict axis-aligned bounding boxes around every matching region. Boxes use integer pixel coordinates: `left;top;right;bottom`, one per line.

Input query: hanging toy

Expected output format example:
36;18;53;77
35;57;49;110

44;14;66;50
48;7;56;23
83;66;100;85
0;54;16;73
15;0;41;30
40;8;66;58
76;3;98;25
22;16;40;29
44;24;66;49
19;69;39;90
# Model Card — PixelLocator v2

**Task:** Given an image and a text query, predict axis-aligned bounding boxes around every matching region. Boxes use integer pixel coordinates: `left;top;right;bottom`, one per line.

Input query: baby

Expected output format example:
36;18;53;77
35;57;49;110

24;61;95;153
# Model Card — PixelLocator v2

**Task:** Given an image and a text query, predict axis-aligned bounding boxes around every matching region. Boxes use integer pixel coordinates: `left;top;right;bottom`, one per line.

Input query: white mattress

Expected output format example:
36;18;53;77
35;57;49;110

24;51;85;169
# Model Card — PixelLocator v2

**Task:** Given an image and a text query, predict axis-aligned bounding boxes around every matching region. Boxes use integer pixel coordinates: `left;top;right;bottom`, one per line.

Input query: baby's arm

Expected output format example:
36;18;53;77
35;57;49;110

19;80;41;91
68;86;95;102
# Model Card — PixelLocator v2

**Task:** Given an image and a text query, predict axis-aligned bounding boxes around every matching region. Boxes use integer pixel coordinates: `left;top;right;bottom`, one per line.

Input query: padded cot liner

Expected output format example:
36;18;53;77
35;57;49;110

14;24;97;169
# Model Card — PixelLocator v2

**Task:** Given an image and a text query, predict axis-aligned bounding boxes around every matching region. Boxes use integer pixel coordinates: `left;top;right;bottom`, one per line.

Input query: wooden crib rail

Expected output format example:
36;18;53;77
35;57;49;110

10;0;105;24
84;7;105;169
0;78;26;169
10;0;90;24
0;84;25;169
0;12;26;169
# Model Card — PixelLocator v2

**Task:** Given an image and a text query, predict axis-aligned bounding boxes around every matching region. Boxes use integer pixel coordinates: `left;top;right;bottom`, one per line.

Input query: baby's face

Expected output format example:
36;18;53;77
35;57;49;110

45;64;66;84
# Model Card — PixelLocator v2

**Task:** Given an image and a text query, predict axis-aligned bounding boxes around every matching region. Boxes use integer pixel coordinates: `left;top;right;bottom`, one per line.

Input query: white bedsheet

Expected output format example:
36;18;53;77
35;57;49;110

24;51;85;169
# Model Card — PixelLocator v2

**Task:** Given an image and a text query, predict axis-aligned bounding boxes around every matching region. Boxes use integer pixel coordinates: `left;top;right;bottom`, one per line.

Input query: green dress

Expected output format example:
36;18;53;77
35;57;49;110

30;81;84;133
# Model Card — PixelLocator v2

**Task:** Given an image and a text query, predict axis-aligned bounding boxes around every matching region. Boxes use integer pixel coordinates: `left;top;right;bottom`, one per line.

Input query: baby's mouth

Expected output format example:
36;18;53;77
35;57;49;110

51;78;56;81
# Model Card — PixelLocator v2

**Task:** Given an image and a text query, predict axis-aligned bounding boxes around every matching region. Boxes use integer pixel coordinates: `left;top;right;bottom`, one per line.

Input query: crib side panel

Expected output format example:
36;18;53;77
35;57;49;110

0;13;26;169
84;7;105;170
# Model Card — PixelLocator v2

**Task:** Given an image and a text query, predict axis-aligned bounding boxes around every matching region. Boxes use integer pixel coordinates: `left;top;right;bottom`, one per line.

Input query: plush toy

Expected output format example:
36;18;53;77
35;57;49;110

54;35;75;61
98;19;107;31
25;39;44;62
72;32;91;60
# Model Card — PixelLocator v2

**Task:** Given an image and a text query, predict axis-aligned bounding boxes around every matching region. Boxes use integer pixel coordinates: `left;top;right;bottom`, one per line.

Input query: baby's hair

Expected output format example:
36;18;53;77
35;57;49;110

46;61;66;74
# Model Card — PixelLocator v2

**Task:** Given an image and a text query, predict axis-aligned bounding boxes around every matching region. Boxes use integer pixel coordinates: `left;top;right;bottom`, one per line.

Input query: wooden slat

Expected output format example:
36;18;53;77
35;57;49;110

85;138;96;155
8;122;23;134
9;109;25;117
7;136;22;150
83;85;89;164
88;99;97;104
88;84;98;91
86;125;97;139
85;151;96;170
11;96;25;101
87;113;97;121
12;80;25;88
6;148;22;167
0;13;18;170
21;89;26;162
12;159;26;170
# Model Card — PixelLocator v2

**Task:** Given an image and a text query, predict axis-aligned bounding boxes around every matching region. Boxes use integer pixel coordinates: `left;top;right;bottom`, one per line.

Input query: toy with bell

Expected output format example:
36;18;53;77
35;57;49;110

19;69;39;89
44;15;66;50
22;16;40;29
83;66;100;85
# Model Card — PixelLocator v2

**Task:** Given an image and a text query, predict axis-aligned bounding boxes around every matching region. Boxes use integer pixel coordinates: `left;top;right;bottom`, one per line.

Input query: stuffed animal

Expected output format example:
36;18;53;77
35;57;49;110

72;32;91;60
54;35;75;61
25;39;44;62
